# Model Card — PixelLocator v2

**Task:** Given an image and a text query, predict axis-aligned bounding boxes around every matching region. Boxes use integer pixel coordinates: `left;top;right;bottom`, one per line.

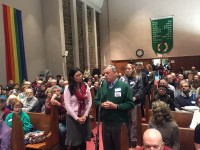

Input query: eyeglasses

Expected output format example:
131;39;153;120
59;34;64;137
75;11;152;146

75;73;83;78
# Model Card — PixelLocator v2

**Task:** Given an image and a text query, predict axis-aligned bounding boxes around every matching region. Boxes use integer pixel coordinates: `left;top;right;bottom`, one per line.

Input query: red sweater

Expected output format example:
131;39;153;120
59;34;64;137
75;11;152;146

2;107;11;120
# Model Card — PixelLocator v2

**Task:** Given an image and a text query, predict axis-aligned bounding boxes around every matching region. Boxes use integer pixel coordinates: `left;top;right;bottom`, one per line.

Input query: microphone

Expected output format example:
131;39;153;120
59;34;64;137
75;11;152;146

99;78;105;87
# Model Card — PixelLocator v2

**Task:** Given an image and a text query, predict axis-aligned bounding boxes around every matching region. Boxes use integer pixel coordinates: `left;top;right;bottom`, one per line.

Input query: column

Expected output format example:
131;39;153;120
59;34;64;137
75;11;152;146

92;8;98;66
82;2;90;67
70;0;79;67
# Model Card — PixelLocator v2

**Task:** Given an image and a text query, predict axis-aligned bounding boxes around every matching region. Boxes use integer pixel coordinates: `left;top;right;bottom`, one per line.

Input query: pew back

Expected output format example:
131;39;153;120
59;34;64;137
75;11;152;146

137;105;143;146
179;127;195;150
140;124;195;150
11;106;59;150
26;106;59;149
172;111;193;128
27;112;51;132
146;110;193;128
11;113;25;150
90;88;97;129
120;123;129;150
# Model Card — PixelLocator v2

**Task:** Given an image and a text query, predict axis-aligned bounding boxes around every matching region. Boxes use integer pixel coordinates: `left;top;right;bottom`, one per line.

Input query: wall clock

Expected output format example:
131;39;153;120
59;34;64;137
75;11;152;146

136;49;144;57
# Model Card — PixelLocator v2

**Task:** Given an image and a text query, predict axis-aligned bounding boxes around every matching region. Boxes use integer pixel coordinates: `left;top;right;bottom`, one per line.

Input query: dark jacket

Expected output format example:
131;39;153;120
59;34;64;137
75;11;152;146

120;75;143;105
152;94;175;111
175;92;196;110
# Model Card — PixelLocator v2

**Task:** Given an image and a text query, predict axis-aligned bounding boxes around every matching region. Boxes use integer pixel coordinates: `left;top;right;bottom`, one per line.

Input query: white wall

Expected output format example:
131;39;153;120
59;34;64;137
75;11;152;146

0;0;65;86
99;0;110;67
0;0;46;86
42;0;66;79
100;0;200;62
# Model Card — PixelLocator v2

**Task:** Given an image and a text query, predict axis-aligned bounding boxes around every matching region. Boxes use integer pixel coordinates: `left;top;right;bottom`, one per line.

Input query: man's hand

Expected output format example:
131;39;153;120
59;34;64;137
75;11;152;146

52;94;57;99
101;101;118;109
133;97;136;101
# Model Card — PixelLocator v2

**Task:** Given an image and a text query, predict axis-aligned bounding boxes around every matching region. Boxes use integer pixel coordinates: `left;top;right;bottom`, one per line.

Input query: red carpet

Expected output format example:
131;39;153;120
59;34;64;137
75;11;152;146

87;123;103;150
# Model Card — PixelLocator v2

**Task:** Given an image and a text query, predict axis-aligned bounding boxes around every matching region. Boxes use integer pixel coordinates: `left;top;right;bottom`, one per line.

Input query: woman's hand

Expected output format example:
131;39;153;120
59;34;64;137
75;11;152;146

77;115;87;124
59;114;66;120
81;115;86;122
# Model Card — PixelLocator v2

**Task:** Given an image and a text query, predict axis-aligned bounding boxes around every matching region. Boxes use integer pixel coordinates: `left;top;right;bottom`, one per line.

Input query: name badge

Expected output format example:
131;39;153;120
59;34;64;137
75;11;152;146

115;88;121;92
115;92;121;97
191;101;196;104
130;82;136;86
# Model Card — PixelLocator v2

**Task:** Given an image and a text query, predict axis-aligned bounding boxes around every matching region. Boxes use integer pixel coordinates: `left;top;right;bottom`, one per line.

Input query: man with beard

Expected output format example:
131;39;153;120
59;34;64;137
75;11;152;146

22;88;38;112
175;81;196;110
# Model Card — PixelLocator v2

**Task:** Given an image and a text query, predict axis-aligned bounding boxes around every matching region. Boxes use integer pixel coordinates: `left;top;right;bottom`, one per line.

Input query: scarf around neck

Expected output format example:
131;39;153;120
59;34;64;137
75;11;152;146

74;83;87;117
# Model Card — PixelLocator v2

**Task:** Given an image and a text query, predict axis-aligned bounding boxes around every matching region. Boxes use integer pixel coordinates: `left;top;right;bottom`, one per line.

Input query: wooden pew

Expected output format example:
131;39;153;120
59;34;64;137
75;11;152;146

146;110;193;128
120;123;129;150
11;106;59;150
145;95;151;123
137;106;195;150
11;113;25;150
137;105;143;146
179;127;195;150
172;111;193;128
138;94;194;148
90;88;97;129
140;124;195;150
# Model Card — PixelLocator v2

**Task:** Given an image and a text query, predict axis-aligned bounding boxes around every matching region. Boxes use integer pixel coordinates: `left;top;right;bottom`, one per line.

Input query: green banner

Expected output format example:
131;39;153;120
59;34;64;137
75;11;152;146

151;16;173;54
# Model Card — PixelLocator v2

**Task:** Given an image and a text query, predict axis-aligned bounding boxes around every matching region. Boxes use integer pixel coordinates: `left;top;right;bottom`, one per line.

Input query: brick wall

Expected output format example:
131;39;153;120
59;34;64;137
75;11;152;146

62;0;100;73
63;0;74;72
87;6;95;69
76;0;85;72
96;12;101;70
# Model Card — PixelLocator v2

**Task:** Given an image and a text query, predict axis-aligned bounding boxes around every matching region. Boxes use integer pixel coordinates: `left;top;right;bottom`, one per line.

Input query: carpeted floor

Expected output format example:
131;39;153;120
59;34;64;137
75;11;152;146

86;123;138;150
87;123;103;150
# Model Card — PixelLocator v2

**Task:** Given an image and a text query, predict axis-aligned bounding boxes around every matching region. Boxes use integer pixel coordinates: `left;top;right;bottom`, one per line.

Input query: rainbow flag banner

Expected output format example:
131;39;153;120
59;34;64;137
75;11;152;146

2;4;27;85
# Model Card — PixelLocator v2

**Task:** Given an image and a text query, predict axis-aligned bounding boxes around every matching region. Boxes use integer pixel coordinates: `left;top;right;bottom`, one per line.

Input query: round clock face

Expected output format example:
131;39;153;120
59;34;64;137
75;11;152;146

136;49;144;57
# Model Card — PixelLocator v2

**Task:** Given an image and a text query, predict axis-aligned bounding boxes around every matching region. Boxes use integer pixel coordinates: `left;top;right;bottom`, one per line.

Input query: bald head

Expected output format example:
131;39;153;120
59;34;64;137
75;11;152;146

143;129;164;150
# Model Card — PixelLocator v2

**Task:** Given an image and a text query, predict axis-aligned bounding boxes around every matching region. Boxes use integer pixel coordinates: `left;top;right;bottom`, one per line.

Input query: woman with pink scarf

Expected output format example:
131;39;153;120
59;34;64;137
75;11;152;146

64;67;92;150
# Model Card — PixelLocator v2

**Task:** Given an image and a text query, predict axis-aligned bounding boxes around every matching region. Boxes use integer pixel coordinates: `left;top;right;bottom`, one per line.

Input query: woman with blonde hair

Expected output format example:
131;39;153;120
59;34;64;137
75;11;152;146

146;64;155;94
5;100;34;134
120;63;143;148
149;101;180;150
7;94;18;111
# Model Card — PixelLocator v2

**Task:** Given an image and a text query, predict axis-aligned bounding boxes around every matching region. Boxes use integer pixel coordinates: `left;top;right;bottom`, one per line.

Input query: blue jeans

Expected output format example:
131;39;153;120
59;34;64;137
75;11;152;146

59;122;67;147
